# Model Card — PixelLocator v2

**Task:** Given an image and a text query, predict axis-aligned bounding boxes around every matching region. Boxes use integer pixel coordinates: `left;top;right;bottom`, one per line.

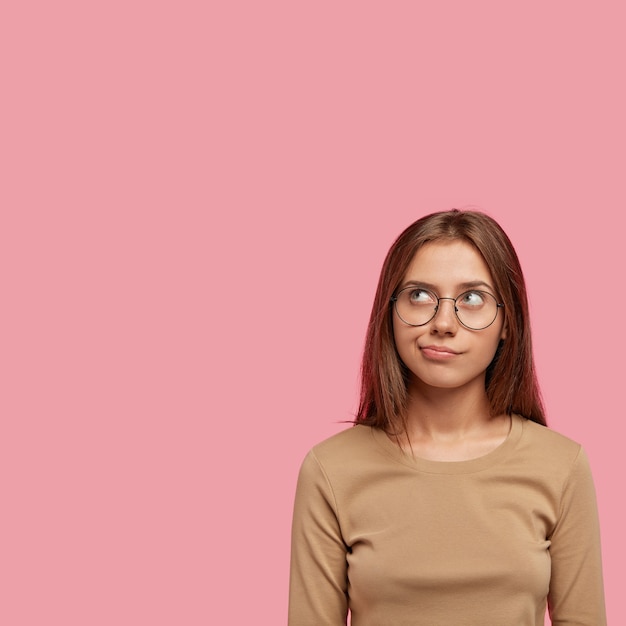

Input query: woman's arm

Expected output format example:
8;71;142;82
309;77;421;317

288;450;349;626
548;447;606;625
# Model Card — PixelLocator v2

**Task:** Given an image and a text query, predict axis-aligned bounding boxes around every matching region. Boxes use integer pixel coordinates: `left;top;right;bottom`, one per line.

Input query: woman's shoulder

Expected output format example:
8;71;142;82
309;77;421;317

297;424;392;492
518;415;586;468
520;416;580;446
300;424;383;475
310;423;376;458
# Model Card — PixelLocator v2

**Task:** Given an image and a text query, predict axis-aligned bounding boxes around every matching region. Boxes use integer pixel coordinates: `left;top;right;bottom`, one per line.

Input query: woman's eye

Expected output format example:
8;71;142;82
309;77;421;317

460;291;486;307
408;289;434;304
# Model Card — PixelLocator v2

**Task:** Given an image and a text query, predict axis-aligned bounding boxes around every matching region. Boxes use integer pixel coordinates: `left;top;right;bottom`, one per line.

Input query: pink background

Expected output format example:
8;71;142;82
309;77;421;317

2;2;624;624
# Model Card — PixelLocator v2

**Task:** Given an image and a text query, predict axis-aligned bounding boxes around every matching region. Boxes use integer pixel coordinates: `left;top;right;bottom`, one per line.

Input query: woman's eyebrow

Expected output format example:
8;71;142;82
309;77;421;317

458;280;495;291
399;279;495;292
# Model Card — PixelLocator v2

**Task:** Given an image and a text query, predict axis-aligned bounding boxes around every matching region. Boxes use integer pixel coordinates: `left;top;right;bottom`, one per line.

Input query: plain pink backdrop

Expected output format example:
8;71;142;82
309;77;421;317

2;2;624;624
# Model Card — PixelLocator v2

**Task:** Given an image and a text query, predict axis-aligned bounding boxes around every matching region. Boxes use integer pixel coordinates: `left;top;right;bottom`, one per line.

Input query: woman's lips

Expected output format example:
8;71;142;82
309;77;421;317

420;345;460;360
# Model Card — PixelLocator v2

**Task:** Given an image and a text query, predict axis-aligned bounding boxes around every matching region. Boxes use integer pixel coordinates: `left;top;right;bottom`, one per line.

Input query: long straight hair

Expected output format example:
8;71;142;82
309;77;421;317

356;209;546;437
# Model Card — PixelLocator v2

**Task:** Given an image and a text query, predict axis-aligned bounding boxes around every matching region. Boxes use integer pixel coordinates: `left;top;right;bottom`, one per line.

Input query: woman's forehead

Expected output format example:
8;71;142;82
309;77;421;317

402;240;495;288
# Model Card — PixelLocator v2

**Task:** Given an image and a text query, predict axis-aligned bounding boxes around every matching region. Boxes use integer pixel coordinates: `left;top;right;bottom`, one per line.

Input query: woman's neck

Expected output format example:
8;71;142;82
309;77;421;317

399;382;510;460
406;385;490;435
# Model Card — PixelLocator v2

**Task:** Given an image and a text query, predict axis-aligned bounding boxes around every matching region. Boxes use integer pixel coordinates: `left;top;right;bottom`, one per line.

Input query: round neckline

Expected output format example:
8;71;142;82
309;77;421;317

369;414;524;474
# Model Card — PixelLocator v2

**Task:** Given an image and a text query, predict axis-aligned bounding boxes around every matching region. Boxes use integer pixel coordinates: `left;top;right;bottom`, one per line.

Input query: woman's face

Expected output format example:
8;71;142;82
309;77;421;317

392;239;506;394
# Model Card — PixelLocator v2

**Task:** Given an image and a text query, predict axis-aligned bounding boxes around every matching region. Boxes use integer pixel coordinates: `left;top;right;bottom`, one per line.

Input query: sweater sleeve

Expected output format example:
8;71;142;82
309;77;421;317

547;447;606;625
288;450;349;626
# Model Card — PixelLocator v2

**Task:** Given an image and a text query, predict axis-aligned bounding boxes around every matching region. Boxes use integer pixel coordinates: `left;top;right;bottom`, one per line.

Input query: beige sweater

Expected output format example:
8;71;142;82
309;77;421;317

289;416;605;625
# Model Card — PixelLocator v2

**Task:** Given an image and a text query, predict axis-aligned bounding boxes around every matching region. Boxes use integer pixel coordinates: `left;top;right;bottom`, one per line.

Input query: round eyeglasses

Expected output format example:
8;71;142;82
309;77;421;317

391;287;504;330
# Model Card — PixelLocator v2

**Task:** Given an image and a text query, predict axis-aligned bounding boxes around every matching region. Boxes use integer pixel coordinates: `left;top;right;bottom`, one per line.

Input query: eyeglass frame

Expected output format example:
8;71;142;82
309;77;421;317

390;286;505;331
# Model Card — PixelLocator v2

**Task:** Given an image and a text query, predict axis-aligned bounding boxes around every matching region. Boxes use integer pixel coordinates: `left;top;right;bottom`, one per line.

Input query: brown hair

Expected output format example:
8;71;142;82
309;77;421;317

356;209;546;436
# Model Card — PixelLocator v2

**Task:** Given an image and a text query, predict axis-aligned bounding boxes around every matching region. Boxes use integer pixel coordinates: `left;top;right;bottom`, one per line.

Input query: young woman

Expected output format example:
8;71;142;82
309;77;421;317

288;210;606;625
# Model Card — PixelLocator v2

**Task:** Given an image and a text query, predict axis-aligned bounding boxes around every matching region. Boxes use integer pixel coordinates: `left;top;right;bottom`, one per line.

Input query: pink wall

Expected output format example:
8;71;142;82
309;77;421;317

2;2;623;624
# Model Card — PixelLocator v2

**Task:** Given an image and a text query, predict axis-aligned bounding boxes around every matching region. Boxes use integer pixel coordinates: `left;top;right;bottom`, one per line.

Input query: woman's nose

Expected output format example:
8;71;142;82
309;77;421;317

431;297;458;333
